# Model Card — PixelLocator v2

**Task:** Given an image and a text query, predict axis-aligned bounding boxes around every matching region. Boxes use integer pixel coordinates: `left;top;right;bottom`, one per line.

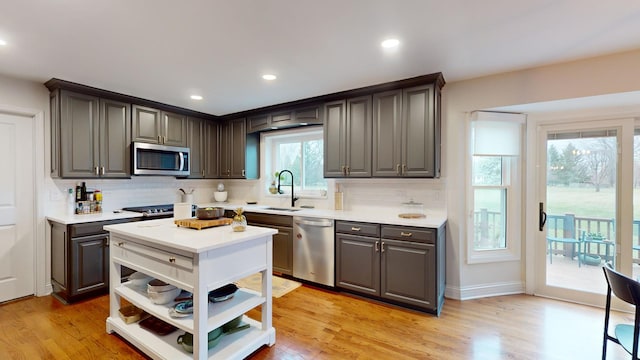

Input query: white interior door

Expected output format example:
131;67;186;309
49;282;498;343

0;112;35;302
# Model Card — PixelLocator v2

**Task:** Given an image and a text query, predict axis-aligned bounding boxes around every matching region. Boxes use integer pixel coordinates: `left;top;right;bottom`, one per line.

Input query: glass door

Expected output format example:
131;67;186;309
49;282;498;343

536;123;619;302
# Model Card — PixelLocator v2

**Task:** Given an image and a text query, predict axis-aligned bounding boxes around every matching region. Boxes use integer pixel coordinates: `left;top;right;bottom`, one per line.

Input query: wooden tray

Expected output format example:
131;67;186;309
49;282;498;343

174;217;232;230
398;213;426;219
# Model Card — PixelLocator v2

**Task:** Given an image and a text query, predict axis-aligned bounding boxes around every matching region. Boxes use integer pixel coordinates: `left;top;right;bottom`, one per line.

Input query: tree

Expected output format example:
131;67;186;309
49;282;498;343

547;144;562;185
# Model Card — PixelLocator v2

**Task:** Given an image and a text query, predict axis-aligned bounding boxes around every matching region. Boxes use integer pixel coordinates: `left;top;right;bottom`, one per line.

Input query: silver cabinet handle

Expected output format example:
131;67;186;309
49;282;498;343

341;165;346;175
381;242;386;252
202;169;205;177
94;166;99;175
375;241;379;252
169;257;176;263
346;166;350;175
242;169;245;177
100;166;105;175
157;135;161;143
402;164;407;175
351;227;361;231
401;232;413;237
163;136;167;144
117;242;124;247
396;164;401;175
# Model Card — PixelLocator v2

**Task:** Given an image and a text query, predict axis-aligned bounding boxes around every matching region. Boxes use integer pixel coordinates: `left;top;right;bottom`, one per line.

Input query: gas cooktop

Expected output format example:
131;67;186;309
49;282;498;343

122;204;174;217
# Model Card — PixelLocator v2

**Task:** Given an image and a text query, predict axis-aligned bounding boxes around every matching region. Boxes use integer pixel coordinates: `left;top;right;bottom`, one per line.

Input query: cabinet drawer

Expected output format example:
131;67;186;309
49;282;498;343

70;218;140;237
381;225;435;244
336;221;379;237
245;212;293;227
111;238;193;271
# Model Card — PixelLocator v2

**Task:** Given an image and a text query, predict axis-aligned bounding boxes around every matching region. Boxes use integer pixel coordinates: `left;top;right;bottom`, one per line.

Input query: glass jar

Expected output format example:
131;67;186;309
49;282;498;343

232;208;247;232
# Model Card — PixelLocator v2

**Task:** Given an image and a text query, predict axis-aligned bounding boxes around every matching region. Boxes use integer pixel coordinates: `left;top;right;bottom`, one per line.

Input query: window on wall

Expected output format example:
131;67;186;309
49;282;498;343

468;111;524;263
263;127;327;195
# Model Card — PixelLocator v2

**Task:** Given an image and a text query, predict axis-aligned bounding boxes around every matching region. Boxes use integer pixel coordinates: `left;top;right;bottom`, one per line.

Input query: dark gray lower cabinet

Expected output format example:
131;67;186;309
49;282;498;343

50;218;138;303
336;221;445;315
243;212;293;275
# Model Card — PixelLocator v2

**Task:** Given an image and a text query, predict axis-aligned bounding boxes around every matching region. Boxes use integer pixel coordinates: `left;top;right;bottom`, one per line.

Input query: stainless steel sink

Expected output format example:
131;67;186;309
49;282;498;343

263;207;301;212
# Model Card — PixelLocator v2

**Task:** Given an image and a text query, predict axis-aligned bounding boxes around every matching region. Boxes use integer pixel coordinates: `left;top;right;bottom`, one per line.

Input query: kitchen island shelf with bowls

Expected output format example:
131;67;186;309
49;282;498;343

105;218;277;359
115;281;265;333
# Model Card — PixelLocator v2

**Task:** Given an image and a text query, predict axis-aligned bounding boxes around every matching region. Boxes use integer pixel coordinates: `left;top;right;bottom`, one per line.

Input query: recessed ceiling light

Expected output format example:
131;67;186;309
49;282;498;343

0;39;7;46
190;95;203;100
381;38;400;48
262;74;277;81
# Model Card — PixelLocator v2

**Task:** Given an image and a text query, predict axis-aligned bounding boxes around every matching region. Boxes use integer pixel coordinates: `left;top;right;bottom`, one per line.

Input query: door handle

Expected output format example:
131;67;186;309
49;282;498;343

375;241;379;252
381;241;386;252
539;202;547;231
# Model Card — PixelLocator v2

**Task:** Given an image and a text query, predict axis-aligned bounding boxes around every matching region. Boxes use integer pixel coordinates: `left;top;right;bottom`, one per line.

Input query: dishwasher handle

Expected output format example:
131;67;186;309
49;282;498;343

294;218;333;227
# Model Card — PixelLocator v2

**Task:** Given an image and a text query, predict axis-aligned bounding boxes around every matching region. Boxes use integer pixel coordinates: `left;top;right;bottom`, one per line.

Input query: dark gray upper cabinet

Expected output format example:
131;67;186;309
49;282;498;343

323;96;372;177
203;120;221;178
186;117;204;178
188;117;221;179
373;84;438;177
246;104;321;133
54;90;131;178
220;118;247;178
132;104;187;147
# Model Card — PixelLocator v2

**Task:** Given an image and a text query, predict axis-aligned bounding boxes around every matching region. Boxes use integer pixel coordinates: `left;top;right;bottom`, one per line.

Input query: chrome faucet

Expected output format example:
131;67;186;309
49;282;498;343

277;169;299;207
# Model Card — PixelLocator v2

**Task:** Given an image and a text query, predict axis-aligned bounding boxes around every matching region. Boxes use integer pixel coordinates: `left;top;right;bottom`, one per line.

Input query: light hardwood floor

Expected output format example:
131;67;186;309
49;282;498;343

0;285;633;359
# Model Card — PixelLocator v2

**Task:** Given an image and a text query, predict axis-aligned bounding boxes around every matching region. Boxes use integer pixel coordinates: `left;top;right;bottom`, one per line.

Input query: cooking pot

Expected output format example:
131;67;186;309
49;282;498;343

196;207;225;220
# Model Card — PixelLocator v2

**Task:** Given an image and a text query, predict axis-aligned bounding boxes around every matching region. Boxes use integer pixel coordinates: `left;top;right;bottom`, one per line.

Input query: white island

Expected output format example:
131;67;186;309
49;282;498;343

104;218;278;360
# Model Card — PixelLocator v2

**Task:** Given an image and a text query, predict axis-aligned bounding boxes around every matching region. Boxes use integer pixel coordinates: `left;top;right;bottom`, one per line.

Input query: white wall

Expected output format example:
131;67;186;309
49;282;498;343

443;49;640;299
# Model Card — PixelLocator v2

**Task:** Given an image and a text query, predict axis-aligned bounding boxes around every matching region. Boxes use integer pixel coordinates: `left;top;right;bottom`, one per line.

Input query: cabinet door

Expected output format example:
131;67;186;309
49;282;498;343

380;239;435;309
294;105;321;125
345;96;372;177
323;100;346;177
336;233;379;295
203;120;220;178
372;90;402;177
132;105;162;144
71;234;109;296
221;118;246;178
402;84;435;177
50;222;67;291
50;91;61;178
272;225;293;275
186;117;204;178
60;91;100;178
247;113;270;133
100;99;131;178
162;111;187;147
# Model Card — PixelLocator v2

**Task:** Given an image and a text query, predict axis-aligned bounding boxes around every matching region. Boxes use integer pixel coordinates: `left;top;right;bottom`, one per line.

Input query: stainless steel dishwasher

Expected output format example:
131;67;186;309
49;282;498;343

293;216;335;287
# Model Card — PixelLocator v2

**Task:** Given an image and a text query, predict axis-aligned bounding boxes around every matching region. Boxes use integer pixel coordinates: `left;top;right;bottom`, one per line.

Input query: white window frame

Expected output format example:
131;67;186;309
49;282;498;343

466;113;524;264
262;126;327;198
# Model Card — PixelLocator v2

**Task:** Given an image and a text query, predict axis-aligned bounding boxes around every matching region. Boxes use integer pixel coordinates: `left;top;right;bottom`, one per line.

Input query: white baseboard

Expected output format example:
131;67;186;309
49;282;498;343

445;281;524;300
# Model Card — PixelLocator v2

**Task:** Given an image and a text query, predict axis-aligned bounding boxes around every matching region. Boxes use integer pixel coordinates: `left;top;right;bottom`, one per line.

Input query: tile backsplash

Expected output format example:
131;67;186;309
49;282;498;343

47;176;446;216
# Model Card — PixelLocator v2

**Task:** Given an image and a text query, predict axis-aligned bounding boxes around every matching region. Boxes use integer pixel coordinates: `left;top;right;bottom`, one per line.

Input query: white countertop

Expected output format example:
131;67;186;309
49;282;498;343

46;210;143;225
104;218;278;254
46;203;446;228
203;203;447;228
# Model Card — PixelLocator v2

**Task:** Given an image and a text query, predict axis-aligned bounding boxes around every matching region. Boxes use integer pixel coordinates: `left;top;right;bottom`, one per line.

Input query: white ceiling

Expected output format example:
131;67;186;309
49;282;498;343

1;0;640;115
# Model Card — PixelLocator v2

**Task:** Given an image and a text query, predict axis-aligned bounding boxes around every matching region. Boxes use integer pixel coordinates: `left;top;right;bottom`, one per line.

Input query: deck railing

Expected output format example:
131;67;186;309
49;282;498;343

475;210;640;262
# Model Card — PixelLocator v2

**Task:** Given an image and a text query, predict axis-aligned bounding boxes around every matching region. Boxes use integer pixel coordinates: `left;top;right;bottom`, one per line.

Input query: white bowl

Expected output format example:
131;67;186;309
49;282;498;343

128;272;152;288
147;279;176;293
147;287;181;304
214;191;228;202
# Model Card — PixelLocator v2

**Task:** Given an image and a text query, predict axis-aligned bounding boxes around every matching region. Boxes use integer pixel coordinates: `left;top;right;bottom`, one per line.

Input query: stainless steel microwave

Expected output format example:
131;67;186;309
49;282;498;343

132;142;190;176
